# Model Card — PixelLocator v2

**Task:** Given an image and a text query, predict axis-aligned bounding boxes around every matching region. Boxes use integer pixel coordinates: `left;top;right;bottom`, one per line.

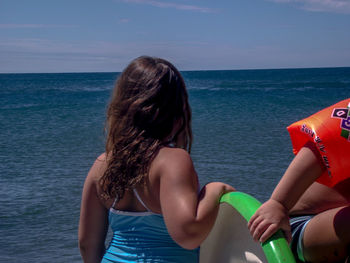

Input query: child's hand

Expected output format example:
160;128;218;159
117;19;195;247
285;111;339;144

247;199;291;243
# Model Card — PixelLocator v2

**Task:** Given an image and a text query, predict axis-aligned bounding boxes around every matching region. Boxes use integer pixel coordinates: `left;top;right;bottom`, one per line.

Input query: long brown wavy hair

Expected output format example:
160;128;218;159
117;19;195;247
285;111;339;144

100;56;192;200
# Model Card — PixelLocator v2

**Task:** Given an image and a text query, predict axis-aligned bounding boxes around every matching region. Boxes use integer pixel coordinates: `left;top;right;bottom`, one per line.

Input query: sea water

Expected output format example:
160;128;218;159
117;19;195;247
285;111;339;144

0;67;349;262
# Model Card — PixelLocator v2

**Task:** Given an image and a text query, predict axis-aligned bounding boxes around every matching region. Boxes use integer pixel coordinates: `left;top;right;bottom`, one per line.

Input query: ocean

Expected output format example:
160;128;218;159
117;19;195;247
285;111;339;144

0;67;349;262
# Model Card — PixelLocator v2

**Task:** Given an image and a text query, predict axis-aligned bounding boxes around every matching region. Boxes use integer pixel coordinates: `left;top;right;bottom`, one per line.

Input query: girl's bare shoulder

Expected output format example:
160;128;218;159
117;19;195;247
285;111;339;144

150;147;196;180
83;153;108;190
155;146;192;165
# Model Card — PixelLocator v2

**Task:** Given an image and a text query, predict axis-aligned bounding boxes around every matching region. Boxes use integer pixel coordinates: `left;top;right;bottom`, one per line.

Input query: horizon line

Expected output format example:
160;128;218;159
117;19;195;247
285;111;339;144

1;65;350;75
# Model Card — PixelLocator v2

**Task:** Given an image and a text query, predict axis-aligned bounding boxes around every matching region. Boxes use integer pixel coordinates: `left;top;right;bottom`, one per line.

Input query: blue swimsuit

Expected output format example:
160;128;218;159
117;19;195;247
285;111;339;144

101;189;199;263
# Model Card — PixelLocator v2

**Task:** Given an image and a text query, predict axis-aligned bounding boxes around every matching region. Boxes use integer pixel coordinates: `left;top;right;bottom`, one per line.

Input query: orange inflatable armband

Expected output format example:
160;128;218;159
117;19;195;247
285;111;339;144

287;98;350;187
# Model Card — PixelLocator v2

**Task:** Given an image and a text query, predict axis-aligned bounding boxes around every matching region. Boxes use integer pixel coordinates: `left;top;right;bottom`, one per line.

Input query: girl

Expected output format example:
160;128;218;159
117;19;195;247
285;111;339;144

78;56;235;262
248;99;350;263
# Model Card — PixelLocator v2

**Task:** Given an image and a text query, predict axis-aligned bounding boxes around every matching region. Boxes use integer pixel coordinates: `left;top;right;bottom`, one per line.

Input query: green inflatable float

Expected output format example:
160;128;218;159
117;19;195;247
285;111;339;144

200;192;296;263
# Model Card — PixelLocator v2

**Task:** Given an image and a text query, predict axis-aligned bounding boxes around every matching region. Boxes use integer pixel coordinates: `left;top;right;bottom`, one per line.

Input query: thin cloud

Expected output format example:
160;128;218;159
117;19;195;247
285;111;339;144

119;18;130;23
0;38;118;54
0;24;78;29
119;0;216;13
269;0;350;14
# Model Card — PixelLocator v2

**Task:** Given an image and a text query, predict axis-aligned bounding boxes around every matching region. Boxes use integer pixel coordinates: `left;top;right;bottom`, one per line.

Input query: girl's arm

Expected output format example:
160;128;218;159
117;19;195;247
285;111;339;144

248;143;325;243
157;148;235;249
78;156;109;263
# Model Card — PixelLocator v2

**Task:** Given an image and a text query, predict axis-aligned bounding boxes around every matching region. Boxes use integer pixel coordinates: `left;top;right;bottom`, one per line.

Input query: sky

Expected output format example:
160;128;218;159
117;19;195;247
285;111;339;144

0;0;350;73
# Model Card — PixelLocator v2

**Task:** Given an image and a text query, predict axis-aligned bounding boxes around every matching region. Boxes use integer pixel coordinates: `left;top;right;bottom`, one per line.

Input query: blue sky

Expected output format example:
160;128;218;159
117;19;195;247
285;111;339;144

1;0;350;73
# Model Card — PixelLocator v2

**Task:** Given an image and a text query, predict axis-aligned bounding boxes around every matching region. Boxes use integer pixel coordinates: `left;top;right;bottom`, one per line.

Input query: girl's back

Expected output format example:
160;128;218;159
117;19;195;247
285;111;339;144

94;148;200;262
78;57;235;262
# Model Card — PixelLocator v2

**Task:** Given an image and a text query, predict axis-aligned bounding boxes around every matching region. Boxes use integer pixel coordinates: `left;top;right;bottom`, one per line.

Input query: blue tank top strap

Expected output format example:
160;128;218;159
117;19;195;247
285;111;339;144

133;189;151;212
167;142;175;148
110;190;151;212
111;195;118;209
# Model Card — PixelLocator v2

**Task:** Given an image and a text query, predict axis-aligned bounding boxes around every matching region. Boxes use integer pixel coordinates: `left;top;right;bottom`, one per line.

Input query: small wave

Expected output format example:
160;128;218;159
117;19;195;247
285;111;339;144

0;103;39;110
293;86;317;91
188;85;280;92
187;86;213;90
50;85;113;92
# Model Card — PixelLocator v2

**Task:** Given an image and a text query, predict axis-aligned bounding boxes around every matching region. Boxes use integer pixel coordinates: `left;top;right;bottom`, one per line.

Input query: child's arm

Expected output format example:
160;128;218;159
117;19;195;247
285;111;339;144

157;148;235;249
248;143;325;243
78;155;109;263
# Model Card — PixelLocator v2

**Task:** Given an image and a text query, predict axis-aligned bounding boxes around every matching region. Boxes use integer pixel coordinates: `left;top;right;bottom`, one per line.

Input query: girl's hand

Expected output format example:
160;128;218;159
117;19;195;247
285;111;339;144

247;199;291;243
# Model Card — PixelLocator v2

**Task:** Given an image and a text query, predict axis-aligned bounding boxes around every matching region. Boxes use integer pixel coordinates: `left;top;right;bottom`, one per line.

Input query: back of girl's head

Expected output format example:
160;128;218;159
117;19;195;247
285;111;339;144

101;56;192;199
107;56;192;151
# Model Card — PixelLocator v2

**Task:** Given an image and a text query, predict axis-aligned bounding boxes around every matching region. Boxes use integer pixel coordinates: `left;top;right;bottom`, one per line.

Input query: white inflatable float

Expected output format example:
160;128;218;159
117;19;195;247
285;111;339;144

200;192;296;263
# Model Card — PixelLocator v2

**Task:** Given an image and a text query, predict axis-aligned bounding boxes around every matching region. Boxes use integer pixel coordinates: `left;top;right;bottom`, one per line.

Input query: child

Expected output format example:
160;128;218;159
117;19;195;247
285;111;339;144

248;99;350;262
78;56;235;262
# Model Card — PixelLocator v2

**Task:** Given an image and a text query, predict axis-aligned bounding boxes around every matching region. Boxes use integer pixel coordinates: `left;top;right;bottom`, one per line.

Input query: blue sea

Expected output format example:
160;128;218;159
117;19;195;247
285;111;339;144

0;67;349;262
